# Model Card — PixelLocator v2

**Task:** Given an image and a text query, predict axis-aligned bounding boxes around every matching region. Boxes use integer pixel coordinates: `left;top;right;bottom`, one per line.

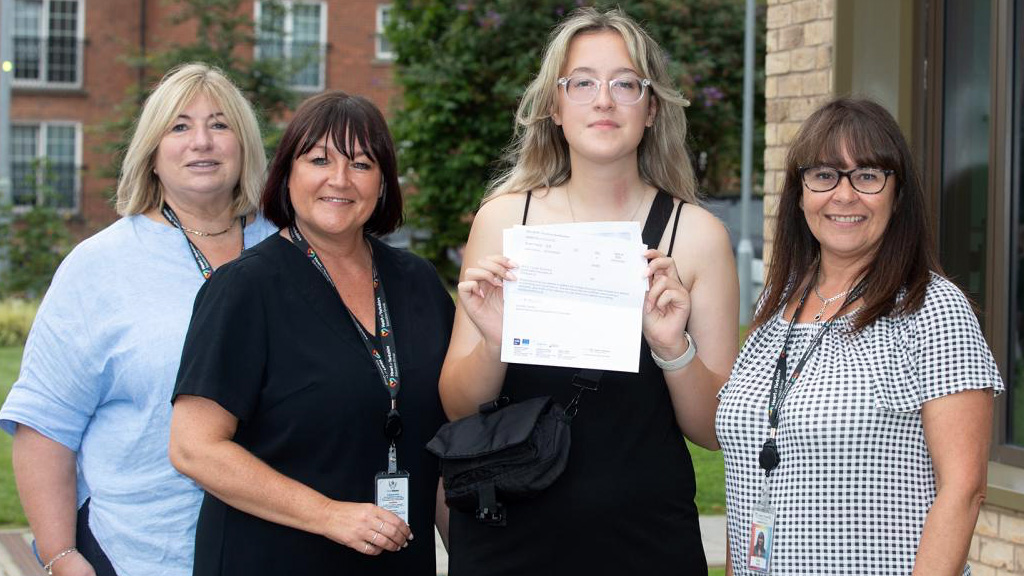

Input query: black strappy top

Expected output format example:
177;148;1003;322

448;190;707;576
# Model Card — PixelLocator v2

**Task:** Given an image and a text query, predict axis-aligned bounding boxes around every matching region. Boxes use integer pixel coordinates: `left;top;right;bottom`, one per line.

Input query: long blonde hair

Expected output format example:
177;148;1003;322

115;63;266;216
485;7;697;204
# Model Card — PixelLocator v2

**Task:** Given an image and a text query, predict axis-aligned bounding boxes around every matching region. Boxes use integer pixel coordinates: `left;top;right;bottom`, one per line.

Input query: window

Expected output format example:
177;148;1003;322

1007;0;1024;449
376;4;395;61
255;1;326;91
13;0;83;87
11;123;80;211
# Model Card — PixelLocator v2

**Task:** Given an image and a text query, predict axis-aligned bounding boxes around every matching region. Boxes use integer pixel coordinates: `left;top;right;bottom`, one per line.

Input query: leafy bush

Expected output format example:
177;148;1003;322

0;160;74;299
0;299;39;347
389;0;764;279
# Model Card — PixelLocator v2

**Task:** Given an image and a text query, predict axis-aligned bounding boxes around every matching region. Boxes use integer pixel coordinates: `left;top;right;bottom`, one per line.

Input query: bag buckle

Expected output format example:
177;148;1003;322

476;481;506;526
478;395;511;415
475;502;506;525
571;369;602;391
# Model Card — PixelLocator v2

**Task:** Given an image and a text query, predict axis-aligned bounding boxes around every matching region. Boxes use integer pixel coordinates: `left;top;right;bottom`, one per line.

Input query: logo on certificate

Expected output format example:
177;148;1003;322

514;338;521;345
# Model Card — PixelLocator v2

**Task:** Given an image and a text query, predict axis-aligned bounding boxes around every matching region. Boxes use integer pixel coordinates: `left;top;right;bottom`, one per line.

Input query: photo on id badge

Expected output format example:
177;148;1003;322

747;521;773;571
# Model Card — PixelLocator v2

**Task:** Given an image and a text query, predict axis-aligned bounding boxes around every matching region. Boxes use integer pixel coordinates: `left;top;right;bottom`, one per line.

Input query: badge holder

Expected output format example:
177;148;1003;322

375;439;410;524
747;476;776;573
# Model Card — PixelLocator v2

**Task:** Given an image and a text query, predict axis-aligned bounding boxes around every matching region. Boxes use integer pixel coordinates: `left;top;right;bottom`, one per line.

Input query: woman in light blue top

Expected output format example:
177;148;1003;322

0;63;276;576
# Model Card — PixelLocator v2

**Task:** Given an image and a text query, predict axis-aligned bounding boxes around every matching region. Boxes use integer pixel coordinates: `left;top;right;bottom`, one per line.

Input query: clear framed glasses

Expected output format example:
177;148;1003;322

557;76;652;105
799;165;895;194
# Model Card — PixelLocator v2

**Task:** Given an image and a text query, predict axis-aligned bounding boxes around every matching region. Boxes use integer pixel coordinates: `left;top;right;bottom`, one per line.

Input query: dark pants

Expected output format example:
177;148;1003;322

76;499;118;576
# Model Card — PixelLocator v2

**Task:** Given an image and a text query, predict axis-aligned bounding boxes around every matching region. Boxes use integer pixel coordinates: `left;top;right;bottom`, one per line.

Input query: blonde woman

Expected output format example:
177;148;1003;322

439;8;738;574
0;63;276;576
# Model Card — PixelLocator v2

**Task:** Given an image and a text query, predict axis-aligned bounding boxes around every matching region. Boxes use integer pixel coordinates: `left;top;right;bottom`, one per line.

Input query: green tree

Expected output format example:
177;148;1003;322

102;0;302;182
389;0;764;279
0;160;75;298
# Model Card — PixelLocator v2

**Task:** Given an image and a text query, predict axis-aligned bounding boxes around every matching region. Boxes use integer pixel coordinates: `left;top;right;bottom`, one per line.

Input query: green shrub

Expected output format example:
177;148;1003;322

0;159;75;299
0;299;39;347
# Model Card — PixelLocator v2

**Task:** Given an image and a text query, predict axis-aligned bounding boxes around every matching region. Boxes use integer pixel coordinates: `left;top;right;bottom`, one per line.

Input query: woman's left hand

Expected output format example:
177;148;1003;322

642;249;692;360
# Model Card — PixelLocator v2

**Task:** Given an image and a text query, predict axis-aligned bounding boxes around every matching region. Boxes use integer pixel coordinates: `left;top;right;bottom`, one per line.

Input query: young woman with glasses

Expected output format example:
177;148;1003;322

716;97;1003;574
438;7;738;574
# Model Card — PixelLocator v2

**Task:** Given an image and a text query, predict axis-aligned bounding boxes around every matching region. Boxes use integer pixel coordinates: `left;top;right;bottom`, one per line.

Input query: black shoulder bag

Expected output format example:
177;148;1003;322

426;192;682;526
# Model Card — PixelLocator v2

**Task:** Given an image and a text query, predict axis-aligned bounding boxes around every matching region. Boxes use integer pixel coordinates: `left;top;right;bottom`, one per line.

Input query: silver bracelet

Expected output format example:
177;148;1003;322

651;332;697;371
44;546;77;575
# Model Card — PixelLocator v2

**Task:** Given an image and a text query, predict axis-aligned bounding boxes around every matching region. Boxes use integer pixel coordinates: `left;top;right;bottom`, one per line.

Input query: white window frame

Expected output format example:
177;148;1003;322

12;0;85;89
10;121;82;214
254;1;327;92
375;4;395;61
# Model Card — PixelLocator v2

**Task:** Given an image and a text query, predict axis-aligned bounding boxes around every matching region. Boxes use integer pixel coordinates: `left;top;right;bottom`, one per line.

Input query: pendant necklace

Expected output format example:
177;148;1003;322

812;284;849;322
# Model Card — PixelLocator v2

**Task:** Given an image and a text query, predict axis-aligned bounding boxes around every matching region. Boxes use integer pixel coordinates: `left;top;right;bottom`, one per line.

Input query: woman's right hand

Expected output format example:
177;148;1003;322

457;255;516;348
321;501;412;556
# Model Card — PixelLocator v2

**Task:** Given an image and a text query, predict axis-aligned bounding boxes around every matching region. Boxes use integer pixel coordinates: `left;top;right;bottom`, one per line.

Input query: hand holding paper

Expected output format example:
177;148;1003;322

641;248;693;360
456;254;517;350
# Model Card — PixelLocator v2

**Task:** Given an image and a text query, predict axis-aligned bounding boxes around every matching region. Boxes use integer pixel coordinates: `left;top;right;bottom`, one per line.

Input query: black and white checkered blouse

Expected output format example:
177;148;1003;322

717;274;1004;575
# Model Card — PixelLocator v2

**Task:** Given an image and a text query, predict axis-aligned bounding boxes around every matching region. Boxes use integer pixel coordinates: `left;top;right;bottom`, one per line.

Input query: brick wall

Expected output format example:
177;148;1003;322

4;0;397;233
971;505;1024;575
763;0;834;264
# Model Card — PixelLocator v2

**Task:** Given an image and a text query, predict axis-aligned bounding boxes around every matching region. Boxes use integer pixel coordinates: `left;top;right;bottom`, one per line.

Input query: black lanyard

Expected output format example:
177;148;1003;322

161;205;245;280
759;271;866;477
288;225;403;473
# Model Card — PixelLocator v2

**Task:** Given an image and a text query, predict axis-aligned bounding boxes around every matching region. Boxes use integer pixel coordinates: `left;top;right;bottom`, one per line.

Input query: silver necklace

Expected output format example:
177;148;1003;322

812;284;849;322
566;188;646;223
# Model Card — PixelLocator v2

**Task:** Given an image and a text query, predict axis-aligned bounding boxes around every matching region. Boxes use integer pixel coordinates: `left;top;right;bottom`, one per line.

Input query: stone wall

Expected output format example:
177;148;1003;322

763;0;835;263
971;504;1024;575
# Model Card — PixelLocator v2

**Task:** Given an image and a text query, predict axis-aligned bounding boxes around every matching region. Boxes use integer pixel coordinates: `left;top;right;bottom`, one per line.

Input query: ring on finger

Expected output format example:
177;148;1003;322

363;542;371;554
371;531;380;544
378;520;386;532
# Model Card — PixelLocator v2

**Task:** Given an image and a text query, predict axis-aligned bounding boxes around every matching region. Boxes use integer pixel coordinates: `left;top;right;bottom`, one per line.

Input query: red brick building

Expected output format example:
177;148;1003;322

3;0;398;232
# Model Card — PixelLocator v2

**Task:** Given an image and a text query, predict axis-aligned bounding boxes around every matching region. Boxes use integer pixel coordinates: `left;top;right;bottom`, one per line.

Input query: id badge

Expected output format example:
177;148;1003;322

747;502;776;572
375;471;410;524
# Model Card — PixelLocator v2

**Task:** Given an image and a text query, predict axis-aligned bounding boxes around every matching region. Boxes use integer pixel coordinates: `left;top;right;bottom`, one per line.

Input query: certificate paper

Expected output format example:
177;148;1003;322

501;223;647;372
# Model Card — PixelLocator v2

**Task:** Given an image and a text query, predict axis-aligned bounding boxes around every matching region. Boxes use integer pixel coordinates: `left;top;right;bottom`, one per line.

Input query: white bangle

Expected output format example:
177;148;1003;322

651;332;697;371
44;546;77;575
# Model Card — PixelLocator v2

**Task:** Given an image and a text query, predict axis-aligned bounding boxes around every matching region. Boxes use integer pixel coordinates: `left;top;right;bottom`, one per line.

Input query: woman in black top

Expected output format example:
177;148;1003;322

439;8;738;575
170;91;454;575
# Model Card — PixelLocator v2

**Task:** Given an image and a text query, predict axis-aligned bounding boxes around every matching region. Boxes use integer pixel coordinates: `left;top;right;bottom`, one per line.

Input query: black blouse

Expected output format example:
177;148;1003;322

174;233;454;576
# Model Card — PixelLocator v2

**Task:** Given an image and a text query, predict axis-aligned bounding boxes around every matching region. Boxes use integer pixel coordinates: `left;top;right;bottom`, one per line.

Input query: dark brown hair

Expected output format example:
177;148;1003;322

261;90;403;235
752;97;942;333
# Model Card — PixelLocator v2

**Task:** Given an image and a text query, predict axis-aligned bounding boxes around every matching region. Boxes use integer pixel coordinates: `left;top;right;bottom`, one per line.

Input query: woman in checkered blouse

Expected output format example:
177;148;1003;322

716;98;1004;575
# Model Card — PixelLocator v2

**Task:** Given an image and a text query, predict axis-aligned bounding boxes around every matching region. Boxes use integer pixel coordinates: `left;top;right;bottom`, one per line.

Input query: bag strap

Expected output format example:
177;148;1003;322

564;192;681;420
642;190;676;250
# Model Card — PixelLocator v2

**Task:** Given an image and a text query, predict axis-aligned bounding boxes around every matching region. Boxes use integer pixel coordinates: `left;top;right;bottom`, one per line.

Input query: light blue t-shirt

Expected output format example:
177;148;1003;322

0;213;277;576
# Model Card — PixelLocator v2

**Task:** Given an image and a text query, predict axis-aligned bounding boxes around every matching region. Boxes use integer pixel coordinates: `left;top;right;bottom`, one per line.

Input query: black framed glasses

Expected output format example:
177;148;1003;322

557;76;652;105
799;165;895;194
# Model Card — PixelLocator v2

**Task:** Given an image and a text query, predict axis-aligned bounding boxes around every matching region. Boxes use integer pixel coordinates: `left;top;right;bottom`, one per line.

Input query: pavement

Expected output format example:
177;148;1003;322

0;516;727;576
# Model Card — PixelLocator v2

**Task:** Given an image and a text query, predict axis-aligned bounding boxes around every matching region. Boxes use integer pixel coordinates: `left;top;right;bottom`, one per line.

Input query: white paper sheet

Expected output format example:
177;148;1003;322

501;222;647;372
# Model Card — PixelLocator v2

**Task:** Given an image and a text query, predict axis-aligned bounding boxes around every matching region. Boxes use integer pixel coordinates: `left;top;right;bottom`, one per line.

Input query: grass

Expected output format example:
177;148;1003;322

0;346;26;526
691;440;726;515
